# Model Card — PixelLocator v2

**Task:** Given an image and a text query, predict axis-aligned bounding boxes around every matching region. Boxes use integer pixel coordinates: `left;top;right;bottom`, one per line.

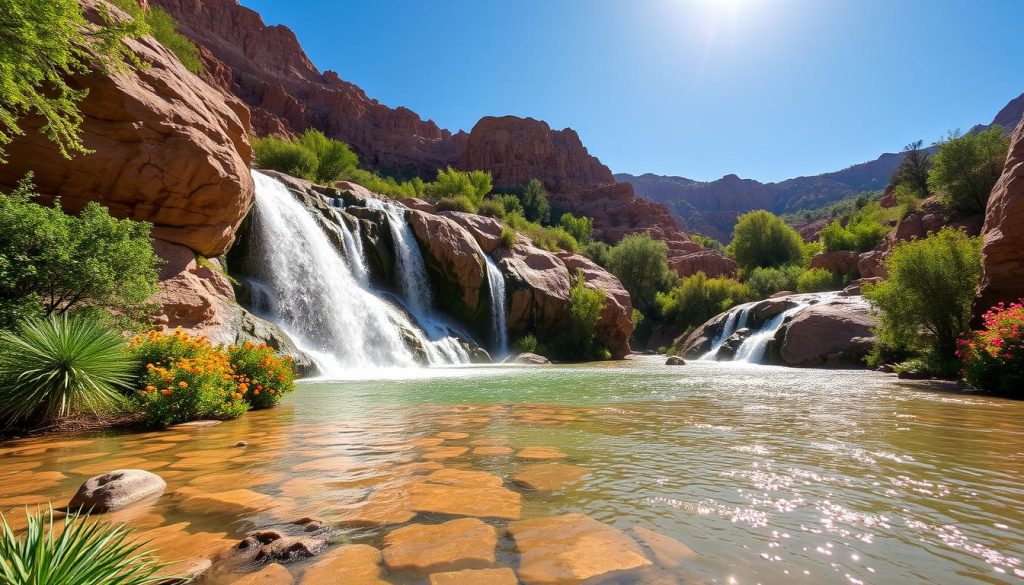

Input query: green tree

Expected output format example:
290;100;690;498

727;210;805;270
558;212;594;244
745;265;804;298
582;241;612;268
425;167;492;208
607;232;677;312
252;135;318;180
298;129;358;184
796;268;841;293
864;228;982;375
140;5;203;73
0;176;160;329
520;178;551;224
928;127;1011;215
492;193;524;217
549;270;607;360
0;0;148;162
655;272;751;332
891;140;931;196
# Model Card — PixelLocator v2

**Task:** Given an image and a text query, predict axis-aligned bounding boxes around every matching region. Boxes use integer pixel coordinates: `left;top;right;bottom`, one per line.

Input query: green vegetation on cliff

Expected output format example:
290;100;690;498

928;126;1010;215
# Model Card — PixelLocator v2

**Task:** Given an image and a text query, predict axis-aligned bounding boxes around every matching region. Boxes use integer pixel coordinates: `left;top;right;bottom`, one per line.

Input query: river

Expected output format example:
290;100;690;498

1;358;1021;584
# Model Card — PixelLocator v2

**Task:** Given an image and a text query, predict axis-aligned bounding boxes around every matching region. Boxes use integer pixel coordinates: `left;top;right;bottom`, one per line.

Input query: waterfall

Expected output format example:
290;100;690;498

701;306;750;360
362;198;470;364
245;171;468;374
484;255;509;357
733;303;808;363
338;218;369;285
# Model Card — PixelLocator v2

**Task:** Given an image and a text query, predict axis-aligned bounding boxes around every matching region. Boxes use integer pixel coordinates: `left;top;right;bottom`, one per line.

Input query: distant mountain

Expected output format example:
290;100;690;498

617;92;1024;241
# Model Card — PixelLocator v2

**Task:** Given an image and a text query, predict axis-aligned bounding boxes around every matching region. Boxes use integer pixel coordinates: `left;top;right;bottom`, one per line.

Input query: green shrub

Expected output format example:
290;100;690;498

548;271;607;360
477;199;505;218
559;212;594;245
252;135;318;180
0;315;136;427
607;233;677;312
500;225;518;248
144;6;203;73
425;167;493;207
0;176;161;330
820;210;888;253
298;129;358;184
0;506;166;585
436;196;476;213
691;234;724;250
929;127;1010;216
745;265;803;298
345;168;421;199
492;194;524;217
519;179;551;224
655;272;751;331
582;241;612;268
864;228;982;376
796;268;840;293
959;300;1024;396
727;210;805;270
891;140;932;197
228;341;297;409
532;227;579;253
515;334;539;354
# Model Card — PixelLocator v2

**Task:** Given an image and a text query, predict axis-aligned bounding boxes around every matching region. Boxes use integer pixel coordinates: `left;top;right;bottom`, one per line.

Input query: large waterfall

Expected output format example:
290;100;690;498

245;172;469;375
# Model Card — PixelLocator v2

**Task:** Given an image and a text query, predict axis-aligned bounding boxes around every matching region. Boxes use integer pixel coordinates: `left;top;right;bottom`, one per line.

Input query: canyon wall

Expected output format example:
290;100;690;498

976;118;1024;314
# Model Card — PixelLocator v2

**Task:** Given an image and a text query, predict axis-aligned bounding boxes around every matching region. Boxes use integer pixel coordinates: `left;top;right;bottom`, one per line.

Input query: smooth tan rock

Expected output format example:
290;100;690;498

407;482;521;519
435;431;470;440
776;297;878;367
429;567;519;585
473;446;514;456
631;527;694;569
292;456;358;472
176;487;273;513
503;353;550;365
516;447;567;461
509;514;652;584
230;563;294;585
301;544;387;585
438;212;504;253
383;518;497;572
68;469;166;513
423;468;504;488
511;463;587;491
422;446;469;460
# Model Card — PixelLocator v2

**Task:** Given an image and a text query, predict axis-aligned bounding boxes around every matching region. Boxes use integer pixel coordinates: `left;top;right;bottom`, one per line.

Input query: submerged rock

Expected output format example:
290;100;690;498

300;544;387;585
664;356;686;366
228;563;293;585
382;518;497;572
428;568;518;585
511;463;588;491
68;469;167;513
503;352;551;365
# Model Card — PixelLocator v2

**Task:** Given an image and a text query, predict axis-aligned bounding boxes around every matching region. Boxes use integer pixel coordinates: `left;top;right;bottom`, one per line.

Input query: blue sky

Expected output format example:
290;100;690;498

240;0;1024;182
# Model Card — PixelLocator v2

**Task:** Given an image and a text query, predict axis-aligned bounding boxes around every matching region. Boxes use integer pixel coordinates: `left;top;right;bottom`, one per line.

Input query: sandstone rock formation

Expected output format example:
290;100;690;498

409;210;487;320
301;545;387;585
0;3;253;257
68;469;166;513
773;296;878;367
439;211;504;253
558;253;634;357
977;118;1024;314
809;250;860;275
382;518;497;572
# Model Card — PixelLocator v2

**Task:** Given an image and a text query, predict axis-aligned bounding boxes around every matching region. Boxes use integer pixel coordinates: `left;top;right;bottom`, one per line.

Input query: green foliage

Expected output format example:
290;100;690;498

519;179;551;224
492;194;524;217
890;140;932;196
505;212;578;253
344;168;421;199
727;210;805;270
0;505;165;585
0;315;136;427
631;308;645;330
0;0;148;162
780;191;881;227
142;6;202;73
228;341;297;410
499;225;518;248
928;127;1011;216
425;167;492;208
744;265;804;298
691;234;723;250
0;176;161;330
864;228;982;376
547;270;607;360
252;135;318;180
477;199;505;218
558;212;594;245
515;334;539;354
606;233;678;312
582;241;612;268
298;129;358;184
796;268;841;293
436;196;476;213
655;272;751;332
959;300;1024;396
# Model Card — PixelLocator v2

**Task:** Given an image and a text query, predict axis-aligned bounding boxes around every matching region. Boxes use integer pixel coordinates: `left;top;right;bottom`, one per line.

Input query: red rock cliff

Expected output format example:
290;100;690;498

976;118;1024;313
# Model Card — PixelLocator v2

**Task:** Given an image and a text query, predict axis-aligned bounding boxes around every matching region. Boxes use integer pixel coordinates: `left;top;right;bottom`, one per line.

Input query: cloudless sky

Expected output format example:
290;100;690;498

240;0;1024;182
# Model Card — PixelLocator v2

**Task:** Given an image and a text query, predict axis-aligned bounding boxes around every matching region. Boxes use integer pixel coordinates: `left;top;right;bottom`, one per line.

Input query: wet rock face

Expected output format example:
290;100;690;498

0;0;253;258
408;210;488;323
68;469;166;513
977;119;1024;315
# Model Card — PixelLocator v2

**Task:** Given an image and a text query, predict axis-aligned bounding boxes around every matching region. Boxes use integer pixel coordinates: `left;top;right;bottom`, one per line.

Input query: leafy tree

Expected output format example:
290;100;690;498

520;178;551;224
467;170;493;206
425;167;492;208
558;212;594;245
476;199;505;218
864;228;982;376
252;135;318;180
891;140;932;196
298;129;358;184
607;232;677;312
796;268;841;293
691;234;723;250
582;241;612;268
492;193;524;217
744;265;804;298
139;5;203;73
655;272;751;332
928;127;1011;215
0;175;161;329
727;210;805;270
0;0;148;162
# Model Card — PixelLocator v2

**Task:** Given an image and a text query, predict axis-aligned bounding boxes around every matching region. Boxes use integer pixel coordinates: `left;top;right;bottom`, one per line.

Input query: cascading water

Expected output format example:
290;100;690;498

245;171;468;374
701;306;750;360
363;198;470;364
733;303;808;363
484;255;509;357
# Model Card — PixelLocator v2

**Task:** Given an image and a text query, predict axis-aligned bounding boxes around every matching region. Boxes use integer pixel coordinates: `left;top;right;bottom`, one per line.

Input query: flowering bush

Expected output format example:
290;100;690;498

957;300;1024;396
227;341;296;409
128;330;297;427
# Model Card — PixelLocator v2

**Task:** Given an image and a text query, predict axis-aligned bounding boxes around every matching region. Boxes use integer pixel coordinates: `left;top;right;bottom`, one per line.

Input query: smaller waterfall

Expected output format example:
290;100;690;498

701;306;751;360
484;255;509;357
733;303;808;363
338;218;369;285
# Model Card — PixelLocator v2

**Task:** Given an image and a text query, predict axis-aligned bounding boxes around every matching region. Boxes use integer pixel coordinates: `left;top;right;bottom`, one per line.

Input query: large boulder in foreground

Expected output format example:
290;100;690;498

68;470;166;513
772;296;878;367
0;2;254;257
977;118;1024;315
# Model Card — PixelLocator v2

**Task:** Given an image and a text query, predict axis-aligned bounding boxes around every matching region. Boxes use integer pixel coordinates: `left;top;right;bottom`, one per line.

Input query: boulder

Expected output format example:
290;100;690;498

68;470;166;513
496;242;572;340
673;307;738;358
503;353;551;365
399;198;438;213
665;356;686;366
716;328;750;361
809;250;860;275
0;0;253;257
382;518;497;572
775;297;878;367
977;118;1024;315
557;253;634;358
408;210;487;322
229;563;293;585
439;211;504;253
668;248;739;278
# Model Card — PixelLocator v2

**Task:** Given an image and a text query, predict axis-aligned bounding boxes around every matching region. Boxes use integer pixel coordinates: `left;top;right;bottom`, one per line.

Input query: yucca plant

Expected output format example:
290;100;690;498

0;314;138;426
0;506;166;585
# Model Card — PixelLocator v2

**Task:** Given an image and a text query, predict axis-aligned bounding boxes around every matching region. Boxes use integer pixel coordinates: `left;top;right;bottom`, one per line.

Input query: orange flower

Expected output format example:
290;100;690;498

178;381;188;389
145;385;156;392
161;389;173;396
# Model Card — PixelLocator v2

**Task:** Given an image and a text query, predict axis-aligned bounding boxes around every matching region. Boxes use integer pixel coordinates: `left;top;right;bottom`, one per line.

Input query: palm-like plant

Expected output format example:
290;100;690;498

0;506;166;585
0;315;137;426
